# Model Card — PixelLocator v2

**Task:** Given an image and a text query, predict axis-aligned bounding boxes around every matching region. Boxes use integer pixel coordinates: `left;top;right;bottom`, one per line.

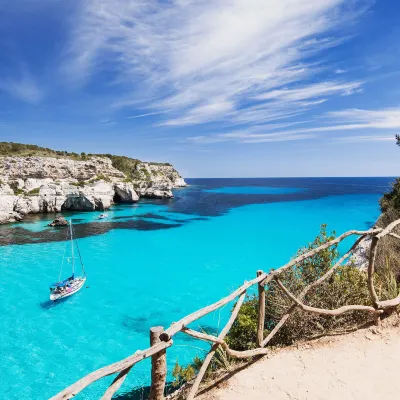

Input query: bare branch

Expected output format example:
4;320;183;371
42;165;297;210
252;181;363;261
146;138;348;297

49;341;173;400
181;328;224;344
275;278;381;316
261;233;371;347
263;228;382;286
160;276;266;341
187;292;246;400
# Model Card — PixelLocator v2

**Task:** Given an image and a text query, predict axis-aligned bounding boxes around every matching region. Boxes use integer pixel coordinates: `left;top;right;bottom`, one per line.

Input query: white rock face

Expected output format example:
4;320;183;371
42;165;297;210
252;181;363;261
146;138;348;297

348;237;372;270
114;182;140;202
0;211;22;224
0;156;125;181
131;162;186;198
0;155;186;223
0;184;16;217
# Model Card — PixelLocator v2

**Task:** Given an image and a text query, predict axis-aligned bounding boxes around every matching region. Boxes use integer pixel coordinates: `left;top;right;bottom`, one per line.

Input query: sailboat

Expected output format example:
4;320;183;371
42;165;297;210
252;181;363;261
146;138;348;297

49;220;86;301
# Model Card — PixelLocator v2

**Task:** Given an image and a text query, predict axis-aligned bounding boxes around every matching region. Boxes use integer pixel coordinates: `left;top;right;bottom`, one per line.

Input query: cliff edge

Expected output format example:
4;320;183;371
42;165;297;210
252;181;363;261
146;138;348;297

0;143;186;224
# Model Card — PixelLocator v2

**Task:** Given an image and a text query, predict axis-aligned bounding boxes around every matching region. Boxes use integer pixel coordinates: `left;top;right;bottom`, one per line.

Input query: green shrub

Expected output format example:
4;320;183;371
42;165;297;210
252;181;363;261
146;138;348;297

70;181;86;188
171;345;233;389
380;178;400;213
0;142;175;181
172;225;400;393
227;225;343;349
27;187;40;196
228;223;400;351
96;173;111;182
172;357;202;388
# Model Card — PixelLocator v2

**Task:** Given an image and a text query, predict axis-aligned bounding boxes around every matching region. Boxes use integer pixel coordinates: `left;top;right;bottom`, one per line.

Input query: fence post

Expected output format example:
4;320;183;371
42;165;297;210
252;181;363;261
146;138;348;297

257;270;266;347
149;326;167;400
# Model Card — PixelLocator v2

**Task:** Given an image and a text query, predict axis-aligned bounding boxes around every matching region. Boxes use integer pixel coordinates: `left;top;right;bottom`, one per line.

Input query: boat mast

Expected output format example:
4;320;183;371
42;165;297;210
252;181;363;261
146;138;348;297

70;220;75;275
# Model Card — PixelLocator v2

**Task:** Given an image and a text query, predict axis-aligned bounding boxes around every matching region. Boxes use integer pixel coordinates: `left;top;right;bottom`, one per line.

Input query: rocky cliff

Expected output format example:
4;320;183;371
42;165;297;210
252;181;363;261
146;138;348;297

0;155;186;224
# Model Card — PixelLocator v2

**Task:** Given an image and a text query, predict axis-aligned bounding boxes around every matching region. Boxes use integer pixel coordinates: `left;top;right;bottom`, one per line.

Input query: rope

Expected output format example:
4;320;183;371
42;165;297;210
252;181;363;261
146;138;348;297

58;224;70;281
72;222;86;276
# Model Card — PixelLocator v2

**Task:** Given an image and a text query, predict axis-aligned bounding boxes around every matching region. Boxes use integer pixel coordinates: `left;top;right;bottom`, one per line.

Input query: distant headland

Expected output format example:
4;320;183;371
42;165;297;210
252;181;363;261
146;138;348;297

0;142;186;224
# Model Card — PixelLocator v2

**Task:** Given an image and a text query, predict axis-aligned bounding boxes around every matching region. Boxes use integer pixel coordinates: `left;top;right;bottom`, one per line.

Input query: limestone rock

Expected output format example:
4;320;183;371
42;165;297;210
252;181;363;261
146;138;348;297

48;216;68;227
0;184;17;214
0;211;23;224
142;187;173;199
0;154;186;223
0;156;125;182
14;196;40;215
348;236;372;270
114;182;139;202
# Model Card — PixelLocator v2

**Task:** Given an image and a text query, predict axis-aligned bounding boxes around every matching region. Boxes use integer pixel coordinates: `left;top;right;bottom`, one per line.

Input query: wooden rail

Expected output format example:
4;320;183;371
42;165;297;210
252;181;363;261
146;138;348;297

50;221;400;400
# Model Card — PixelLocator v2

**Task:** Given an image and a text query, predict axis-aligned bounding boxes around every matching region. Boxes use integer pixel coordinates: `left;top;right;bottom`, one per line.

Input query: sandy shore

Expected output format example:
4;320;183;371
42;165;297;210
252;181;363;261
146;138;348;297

199;319;400;400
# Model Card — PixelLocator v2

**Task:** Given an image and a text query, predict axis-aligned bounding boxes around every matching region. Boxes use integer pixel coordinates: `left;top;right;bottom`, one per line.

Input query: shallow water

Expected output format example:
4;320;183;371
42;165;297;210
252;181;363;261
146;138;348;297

0;177;393;399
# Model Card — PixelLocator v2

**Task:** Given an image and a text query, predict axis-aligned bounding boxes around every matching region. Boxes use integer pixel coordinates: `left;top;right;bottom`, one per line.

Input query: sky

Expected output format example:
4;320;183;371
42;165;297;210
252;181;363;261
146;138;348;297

0;0;399;177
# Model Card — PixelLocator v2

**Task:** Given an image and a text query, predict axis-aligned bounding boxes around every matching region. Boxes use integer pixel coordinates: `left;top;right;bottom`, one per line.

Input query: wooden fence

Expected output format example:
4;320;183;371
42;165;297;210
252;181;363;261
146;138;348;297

50;218;400;400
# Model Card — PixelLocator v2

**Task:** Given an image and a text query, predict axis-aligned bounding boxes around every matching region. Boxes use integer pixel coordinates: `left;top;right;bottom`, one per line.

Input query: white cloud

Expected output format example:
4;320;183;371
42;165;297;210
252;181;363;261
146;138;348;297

0;73;43;104
334;135;394;143
254;81;362;102
127;111;165;119
187;107;400;144
65;0;367;126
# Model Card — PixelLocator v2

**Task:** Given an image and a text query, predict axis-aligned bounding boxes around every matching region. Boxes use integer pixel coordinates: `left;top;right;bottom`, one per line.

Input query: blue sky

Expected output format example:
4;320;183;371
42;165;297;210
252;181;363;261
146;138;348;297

0;0;399;177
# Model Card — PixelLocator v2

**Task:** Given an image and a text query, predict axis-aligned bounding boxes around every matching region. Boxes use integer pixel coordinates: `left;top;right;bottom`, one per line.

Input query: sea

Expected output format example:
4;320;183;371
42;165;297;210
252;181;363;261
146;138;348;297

0;177;394;399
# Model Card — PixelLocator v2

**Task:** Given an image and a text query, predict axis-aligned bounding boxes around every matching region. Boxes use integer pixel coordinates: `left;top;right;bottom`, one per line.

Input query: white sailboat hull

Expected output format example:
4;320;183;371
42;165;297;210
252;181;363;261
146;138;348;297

50;277;86;301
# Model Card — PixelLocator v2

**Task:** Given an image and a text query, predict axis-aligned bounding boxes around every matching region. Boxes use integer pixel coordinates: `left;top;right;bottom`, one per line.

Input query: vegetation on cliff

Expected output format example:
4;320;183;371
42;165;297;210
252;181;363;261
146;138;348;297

379;135;400;216
0;142;173;181
380;178;400;216
174;223;400;389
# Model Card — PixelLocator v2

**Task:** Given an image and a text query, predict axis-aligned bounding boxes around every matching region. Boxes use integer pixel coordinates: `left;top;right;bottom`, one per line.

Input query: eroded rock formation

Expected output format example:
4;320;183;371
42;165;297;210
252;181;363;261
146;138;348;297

0;155;186;223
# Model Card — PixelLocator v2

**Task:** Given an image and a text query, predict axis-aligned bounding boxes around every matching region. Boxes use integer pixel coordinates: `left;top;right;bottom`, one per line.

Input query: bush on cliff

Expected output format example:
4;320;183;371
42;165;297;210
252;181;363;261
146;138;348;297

228;225;365;349
96;154;140;179
172;225;400;391
380;178;400;215
227;225;400;351
377;139;400;280
0;142;168;181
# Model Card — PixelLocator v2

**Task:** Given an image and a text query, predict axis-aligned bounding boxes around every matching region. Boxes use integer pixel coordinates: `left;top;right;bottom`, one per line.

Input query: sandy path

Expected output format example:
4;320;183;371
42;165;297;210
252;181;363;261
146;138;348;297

199;324;400;400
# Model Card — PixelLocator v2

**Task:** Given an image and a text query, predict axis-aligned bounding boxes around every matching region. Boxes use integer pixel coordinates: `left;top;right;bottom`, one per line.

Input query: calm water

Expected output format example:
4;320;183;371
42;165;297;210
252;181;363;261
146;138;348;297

0;177;393;399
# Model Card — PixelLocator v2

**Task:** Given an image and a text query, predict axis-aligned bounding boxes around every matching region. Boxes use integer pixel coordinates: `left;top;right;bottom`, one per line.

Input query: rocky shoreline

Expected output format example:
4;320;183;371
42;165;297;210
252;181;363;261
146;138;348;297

0;155;186;224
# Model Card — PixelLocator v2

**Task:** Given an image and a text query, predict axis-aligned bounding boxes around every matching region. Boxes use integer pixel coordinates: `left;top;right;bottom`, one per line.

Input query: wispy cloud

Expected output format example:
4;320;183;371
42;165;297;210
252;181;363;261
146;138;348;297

334;135;394;143
64;0;368;127
127;111;165;119
188;107;400;144
0;72;43;104
188;131;316;144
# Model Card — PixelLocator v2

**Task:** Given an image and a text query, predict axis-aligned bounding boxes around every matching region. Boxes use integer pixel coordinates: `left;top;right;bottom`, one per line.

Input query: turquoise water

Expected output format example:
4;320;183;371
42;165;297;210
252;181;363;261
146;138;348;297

0;178;392;399
204;186;305;194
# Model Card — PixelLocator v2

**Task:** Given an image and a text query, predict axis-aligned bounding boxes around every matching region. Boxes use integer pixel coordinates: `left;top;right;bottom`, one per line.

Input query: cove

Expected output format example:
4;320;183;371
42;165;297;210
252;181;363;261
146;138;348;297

0;177;392;399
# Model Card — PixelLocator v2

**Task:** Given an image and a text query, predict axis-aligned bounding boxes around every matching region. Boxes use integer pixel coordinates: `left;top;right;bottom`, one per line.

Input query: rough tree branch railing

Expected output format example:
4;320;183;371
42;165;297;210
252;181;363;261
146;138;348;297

51;220;400;400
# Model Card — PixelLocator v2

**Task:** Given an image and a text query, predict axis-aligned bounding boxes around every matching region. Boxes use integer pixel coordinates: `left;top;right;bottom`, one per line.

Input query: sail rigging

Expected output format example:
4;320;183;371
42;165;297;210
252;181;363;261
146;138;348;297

49;219;86;301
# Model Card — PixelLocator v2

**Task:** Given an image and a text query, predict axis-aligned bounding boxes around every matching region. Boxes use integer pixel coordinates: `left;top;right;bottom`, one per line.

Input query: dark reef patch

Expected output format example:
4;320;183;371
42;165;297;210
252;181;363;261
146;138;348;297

166;177;393;218
1;177;393;245
0;220;182;246
136;213;173;221
121;314;171;334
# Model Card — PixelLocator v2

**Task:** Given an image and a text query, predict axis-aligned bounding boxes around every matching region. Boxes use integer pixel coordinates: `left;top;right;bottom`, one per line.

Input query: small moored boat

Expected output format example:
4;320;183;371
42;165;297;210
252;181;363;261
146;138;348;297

98;213;108;219
49;220;86;301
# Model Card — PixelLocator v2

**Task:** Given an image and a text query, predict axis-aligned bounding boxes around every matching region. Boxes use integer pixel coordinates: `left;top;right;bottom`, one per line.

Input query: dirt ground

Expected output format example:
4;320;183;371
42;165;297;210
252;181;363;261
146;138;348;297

199;319;400;400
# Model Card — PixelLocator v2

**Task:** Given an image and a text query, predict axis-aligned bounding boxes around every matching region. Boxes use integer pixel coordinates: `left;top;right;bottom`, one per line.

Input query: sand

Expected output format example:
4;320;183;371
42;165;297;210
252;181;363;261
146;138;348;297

199;321;400;400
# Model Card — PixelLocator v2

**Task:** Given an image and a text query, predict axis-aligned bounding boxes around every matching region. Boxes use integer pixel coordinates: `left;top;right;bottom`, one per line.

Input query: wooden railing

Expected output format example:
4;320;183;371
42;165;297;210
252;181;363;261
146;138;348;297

51;219;400;400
